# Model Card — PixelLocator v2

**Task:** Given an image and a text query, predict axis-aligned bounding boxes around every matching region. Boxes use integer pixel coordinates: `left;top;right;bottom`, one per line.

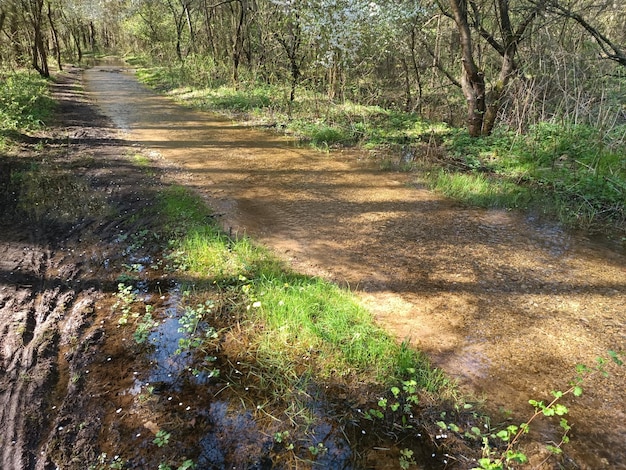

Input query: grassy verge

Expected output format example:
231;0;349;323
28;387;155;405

0;69;54;147
126;55;625;236
433;125;626;233
158;184;449;391
147;184;473;467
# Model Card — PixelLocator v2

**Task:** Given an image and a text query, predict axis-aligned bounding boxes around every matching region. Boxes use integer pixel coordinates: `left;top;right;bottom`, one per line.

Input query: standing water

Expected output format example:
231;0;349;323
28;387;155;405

84;61;625;469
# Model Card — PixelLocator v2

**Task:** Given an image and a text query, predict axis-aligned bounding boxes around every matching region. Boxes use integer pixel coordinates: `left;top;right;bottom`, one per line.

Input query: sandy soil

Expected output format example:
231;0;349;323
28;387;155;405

0;64;623;469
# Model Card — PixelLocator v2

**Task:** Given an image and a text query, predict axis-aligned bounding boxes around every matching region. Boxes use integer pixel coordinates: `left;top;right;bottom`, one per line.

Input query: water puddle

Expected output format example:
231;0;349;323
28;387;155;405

84;61;626;469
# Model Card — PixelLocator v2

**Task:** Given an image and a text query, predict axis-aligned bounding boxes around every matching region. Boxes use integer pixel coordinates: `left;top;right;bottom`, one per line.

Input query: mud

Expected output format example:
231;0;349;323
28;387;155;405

0;62;623;469
83;63;624;469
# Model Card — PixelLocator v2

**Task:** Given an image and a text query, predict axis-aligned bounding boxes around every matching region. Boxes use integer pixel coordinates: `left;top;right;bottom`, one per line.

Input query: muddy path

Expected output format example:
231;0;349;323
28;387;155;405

2;68;456;470
82;63;625;469
0;63;623;470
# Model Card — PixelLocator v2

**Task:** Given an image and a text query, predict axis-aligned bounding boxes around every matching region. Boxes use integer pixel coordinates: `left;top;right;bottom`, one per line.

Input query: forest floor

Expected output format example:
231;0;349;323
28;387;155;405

0;65;624;469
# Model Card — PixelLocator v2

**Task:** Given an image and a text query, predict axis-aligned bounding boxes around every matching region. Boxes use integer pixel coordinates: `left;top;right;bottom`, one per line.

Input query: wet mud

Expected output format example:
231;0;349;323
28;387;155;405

82;63;625;469
0;61;623;469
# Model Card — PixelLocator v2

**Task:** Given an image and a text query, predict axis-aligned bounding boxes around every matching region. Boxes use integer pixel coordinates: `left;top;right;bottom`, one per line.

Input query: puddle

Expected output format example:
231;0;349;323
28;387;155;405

197;401;273;469
84;62;626;469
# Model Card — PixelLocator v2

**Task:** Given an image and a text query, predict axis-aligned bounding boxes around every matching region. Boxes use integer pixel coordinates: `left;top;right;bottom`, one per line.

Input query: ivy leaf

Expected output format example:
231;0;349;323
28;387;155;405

496;429;510;441
553;404;569;416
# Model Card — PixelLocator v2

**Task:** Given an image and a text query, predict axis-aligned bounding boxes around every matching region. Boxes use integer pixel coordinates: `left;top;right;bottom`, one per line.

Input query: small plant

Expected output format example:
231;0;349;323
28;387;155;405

177;460;195;470
158;461;195;470
109;455;126;469
176;301;218;353
153;429;171;447
273;430;295;450
308;442;327;457
399;448;416;469
365;371;422;428
113;283;139;325
473;351;624;470
133;310;158;344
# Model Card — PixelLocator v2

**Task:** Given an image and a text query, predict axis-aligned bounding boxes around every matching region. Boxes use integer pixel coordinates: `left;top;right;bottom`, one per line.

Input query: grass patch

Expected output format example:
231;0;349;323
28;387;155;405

159;184;450;391
431;170;532;209
0;70;54;133
437;124;626;231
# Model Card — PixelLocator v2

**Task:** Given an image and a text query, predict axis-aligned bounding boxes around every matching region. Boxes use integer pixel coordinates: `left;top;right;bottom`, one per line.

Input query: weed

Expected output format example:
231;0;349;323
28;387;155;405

473;351;624;469
109;455;126;469
308;442;327;457
153;429;171;447
438;124;626;230
0;70;54;130
177;460;195;470
176;301;218;353
157;460;195;470
133;310;158;344
113;283;139;325
399;448;416;469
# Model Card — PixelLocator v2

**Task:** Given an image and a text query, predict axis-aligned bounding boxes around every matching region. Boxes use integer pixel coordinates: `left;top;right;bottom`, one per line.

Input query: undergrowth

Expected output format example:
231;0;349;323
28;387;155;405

0;69;54;145
437;125;626;232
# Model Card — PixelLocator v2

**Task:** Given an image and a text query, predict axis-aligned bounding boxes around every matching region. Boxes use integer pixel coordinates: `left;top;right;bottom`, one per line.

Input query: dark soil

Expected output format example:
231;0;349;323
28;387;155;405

0;68;171;468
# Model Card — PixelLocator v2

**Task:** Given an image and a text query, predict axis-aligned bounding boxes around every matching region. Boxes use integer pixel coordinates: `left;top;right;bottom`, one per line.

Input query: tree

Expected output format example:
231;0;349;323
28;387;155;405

543;0;626;68
436;0;547;136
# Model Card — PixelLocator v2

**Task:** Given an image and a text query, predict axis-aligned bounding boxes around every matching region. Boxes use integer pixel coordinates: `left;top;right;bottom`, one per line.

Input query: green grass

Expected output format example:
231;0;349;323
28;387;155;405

158;184;449;391
430;170;532;209
0;70;54;132
435;124;626;231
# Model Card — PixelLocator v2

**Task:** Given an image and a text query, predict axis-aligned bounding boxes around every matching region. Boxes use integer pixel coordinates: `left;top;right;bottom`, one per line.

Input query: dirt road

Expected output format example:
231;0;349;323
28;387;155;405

0;64;624;469
84;63;625;469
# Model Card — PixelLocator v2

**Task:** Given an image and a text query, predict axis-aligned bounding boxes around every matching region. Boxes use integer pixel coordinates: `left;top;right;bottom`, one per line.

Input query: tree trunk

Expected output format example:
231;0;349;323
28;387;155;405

47;1;62;71
449;0;485;137
231;0;245;84
482;50;515;135
30;0;49;77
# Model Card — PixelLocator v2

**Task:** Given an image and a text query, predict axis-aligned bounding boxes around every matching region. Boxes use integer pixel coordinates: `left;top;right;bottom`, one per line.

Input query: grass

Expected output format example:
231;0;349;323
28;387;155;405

430;170;532;209
158;185;450;390
0;70;54;141
433;125;626;232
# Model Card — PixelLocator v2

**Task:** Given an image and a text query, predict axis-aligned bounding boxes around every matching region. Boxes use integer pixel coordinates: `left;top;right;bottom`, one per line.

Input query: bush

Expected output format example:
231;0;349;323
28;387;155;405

0;70;53;130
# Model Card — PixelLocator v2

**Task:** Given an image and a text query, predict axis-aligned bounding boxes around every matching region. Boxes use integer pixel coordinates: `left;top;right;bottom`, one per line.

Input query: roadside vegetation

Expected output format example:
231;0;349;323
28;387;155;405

0;70;54;147
130;57;626;237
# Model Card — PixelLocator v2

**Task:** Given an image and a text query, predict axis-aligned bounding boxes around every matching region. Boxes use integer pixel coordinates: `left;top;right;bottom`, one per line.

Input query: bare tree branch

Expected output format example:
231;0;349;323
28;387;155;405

544;1;626;67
